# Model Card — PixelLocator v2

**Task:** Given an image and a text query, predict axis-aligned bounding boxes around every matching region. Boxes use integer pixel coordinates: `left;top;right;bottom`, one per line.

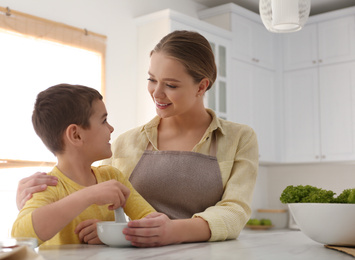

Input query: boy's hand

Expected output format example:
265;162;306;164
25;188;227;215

89;180;130;209
75;219;102;244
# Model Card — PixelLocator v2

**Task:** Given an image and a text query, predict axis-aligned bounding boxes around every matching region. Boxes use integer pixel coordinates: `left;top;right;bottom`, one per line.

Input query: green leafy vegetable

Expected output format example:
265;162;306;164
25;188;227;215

334;189;352;203
247;218;272;226
247;218;261;225
280;185;355;204
349;189;355;203
260;219;272;226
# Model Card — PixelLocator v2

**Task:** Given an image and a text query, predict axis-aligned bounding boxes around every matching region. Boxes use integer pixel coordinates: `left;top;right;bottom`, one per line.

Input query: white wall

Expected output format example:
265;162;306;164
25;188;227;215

0;0;206;140
271;163;355;204
251;164;355;214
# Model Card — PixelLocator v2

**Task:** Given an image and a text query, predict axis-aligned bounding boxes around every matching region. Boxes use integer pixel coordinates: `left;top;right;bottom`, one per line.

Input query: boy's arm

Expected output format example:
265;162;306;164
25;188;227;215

122;178;156;220
32;180;129;241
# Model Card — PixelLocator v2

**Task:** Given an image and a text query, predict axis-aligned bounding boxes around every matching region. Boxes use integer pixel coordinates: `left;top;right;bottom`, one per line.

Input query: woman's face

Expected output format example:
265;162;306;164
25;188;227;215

147;52;204;119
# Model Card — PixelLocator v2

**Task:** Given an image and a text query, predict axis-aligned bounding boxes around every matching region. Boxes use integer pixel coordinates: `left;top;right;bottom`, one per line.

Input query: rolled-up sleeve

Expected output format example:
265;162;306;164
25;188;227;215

193;127;259;241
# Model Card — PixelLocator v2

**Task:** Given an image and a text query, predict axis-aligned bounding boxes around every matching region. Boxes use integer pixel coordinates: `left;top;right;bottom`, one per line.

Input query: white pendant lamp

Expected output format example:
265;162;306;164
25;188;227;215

259;0;311;33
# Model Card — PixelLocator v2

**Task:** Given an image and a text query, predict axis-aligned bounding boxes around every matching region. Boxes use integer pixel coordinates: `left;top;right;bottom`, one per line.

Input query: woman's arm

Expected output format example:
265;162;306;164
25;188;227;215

193;126;259;241
16;172;58;210
123;213;211;247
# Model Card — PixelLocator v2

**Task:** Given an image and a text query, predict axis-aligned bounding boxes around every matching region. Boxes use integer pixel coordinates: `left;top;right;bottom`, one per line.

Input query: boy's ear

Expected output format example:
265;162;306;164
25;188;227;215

65;124;82;146
197;78;210;97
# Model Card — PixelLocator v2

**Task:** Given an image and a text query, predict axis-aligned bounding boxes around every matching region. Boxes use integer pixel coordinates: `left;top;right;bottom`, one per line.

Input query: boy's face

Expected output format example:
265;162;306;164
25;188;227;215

80;99;114;163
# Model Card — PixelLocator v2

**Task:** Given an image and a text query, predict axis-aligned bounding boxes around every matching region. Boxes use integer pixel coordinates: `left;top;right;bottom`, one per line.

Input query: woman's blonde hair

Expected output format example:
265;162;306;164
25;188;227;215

151;30;217;91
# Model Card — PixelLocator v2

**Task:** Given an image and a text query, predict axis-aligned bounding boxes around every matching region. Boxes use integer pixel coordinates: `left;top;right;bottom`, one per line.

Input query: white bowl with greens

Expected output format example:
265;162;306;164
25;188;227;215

281;185;355;246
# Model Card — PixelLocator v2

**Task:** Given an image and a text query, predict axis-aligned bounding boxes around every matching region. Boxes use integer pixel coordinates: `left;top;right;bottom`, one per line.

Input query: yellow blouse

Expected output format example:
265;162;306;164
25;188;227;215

102;109;259;241
12;166;155;246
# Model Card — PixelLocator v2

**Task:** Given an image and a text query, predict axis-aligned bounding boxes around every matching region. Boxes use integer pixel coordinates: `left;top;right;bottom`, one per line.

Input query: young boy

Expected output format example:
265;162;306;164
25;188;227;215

11;84;155;246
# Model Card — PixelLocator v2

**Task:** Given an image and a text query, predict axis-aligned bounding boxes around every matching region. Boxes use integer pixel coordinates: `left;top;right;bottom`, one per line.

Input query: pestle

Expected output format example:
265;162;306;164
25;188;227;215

114;207;127;223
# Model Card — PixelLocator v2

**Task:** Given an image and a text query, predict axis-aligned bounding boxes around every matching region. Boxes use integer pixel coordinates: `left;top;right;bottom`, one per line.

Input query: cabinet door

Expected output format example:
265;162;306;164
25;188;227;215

252;66;276;162
232;15;275;70
232;60;253;126
207;40;230;120
232;15;253;65
232;60;276;162
319;62;355;161
283;68;320;162
318;15;355;65
253;22;275;69
283;24;318;71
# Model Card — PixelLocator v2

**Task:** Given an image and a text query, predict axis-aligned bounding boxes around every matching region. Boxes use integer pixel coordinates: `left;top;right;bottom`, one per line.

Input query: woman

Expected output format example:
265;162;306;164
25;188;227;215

16;30;259;247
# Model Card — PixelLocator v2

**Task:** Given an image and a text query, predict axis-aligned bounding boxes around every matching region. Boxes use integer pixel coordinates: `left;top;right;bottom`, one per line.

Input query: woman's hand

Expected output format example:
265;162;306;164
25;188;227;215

123;213;211;247
16;172;58;210
75;219;103;244
123;212;178;247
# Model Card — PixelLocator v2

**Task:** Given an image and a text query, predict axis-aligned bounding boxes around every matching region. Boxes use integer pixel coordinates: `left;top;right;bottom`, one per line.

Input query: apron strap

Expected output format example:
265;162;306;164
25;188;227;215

146;141;154;151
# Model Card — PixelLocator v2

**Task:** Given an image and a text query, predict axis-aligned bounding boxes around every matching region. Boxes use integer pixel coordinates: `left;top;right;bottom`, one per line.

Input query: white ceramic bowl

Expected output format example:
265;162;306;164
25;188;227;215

97;222;131;247
288;203;355;246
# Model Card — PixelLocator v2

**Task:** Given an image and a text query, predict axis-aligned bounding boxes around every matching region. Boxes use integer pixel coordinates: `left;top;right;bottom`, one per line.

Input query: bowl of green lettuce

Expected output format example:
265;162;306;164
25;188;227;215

280;185;355;246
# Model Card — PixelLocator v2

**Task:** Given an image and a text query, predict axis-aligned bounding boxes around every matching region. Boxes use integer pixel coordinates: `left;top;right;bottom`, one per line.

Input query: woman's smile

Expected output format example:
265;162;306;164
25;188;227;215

155;100;171;109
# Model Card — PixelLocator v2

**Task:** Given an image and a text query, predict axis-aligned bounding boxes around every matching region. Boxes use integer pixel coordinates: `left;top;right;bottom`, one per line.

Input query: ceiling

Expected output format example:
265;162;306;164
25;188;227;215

193;0;355;16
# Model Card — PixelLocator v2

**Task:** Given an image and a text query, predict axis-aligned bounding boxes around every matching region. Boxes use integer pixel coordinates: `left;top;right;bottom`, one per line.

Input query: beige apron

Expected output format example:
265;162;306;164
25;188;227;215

129;134;223;219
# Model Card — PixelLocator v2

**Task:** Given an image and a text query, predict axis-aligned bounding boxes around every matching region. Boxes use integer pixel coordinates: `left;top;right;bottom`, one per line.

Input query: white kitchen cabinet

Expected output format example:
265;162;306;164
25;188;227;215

318;15;355;66
135;9;232;125
283;61;355;162
283;15;355;71
282;24;318;71
207;40;230;120
199;4;276;70
319;62;355;161
200;4;355;164
283;68;320;162
231;15;276;70
233;59;276;162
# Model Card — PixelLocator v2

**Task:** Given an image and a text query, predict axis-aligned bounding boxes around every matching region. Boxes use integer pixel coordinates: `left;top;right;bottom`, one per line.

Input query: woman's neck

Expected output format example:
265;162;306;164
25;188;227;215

160;108;211;133
157;108;212;151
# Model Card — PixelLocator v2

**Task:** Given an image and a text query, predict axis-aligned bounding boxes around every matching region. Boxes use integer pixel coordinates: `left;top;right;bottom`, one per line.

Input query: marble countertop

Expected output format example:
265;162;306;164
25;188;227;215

37;230;354;260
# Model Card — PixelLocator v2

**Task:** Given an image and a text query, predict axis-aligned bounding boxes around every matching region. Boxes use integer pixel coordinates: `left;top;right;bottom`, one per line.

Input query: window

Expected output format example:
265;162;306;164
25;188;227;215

0;6;106;237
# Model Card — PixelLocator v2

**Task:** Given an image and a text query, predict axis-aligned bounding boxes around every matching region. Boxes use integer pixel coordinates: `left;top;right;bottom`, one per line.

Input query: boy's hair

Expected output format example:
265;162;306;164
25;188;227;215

32;83;103;155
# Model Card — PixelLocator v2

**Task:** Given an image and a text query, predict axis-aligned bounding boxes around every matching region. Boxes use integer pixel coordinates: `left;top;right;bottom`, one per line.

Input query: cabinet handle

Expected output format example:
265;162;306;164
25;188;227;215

312;60;317;64
252;58;260;63
321;155;325;159
318;59;323;63
315;155;319;159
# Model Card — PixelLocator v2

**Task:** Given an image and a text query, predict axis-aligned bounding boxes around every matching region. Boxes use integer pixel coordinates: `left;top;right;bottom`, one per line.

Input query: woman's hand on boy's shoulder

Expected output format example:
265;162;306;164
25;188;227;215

16;172;58;210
